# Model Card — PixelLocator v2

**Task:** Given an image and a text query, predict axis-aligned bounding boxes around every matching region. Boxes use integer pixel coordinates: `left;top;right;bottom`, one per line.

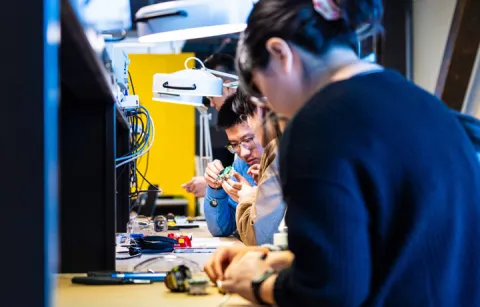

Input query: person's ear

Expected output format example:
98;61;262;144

265;38;293;74
226;87;236;96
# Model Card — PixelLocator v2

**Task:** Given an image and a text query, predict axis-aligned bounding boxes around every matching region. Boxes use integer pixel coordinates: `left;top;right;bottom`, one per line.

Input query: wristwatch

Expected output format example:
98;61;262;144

251;268;276;306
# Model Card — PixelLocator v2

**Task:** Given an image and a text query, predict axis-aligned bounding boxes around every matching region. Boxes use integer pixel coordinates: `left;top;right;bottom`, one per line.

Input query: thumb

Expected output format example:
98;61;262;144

233;172;251;186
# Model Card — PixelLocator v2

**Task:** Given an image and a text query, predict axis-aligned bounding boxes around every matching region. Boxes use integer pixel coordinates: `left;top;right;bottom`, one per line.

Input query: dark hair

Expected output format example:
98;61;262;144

204;53;236;76
236;0;383;96
232;89;257;118
217;93;244;130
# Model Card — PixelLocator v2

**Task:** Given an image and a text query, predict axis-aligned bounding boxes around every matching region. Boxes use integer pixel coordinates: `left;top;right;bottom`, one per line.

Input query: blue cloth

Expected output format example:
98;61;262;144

275;70;480;306
204;157;255;237
253;148;286;246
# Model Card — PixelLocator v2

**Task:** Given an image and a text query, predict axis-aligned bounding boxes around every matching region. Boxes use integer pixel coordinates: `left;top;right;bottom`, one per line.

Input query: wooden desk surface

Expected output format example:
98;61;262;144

56;221;256;307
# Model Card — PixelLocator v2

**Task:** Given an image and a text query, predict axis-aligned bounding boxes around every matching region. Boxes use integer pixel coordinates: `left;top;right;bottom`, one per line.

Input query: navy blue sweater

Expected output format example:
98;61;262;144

274;70;480;307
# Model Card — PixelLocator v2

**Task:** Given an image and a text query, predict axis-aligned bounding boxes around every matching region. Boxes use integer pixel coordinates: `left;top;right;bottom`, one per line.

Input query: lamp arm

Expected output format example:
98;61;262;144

205;68;238;80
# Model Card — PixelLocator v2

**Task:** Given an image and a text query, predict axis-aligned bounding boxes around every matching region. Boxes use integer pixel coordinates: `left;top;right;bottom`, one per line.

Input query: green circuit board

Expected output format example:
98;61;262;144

217;166;235;182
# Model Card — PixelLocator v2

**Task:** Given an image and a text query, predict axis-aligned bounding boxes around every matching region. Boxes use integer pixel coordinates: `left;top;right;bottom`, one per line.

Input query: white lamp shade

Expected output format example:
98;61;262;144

136;0;253;43
153;68;223;98
153;92;204;107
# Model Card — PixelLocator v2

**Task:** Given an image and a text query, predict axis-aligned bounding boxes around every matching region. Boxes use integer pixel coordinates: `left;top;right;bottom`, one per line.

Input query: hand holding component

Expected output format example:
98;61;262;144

222;172;252;203
247;164;261;184
222;251;275;304
204;160;225;189
203;246;269;282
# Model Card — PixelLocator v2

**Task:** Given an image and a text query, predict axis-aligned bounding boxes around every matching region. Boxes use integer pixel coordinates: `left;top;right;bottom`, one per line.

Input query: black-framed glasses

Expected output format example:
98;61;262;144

225;136;256;154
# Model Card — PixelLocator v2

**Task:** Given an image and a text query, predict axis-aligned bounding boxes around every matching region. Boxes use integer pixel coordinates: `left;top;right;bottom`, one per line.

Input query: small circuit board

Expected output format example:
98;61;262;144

217;166;235;182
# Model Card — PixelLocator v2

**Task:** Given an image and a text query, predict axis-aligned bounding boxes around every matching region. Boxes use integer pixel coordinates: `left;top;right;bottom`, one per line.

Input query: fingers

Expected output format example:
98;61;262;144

213;160;224;173
204;253;216;282
220;279;236;293
265;251;295;271
205;169;220;188
222;181;239;202
205;160;225;188
226;178;243;190
233;173;252;186
224;251;264;281
247;164;260;176
210;247;236;281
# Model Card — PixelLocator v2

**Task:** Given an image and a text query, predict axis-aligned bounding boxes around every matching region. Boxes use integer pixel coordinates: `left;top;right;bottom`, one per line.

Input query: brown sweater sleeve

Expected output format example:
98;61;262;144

236;193;257;246
235;140;278;246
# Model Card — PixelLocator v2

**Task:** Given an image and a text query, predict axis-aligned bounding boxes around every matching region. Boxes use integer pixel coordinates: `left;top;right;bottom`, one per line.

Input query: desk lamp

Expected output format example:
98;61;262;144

152;57;238;176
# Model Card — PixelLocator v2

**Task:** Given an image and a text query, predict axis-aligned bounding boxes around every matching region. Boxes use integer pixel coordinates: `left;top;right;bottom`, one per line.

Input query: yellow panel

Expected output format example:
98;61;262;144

128;53;196;216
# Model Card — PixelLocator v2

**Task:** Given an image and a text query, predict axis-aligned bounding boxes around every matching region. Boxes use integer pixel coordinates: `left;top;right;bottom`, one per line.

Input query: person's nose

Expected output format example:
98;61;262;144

238;144;251;160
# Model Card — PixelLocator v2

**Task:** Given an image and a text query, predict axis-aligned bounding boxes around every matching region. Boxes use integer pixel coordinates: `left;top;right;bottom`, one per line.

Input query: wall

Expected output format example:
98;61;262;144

413;0;480;117
413;0;457;93
463;47;480;116
128;53;196;216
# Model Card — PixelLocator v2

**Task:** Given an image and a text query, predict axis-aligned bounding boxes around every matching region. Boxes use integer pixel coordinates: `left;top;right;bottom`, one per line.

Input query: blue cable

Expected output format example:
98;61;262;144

116;107;151;161
116;106;153;167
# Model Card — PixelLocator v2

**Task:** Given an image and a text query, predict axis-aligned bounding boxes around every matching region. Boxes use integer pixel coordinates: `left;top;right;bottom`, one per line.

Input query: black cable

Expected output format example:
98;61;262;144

139;151;150;191
128;71;136;95
133;114;147;149
136;167;160;191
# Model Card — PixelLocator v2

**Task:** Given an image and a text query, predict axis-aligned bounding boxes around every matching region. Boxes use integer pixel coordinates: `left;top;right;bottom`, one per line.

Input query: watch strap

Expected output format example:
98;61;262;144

252;268;275;305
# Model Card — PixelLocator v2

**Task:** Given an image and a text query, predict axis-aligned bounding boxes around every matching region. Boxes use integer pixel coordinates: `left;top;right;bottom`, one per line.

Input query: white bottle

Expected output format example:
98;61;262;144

273;225;288;249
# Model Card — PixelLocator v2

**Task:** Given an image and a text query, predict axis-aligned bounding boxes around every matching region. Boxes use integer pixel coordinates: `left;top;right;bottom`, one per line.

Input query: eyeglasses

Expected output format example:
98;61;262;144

225;136;256;154
223;81;239;89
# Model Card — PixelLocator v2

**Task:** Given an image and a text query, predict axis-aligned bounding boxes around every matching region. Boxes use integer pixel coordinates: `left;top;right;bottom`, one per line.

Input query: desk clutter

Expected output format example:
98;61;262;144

68;214;237;306
72;264;229;300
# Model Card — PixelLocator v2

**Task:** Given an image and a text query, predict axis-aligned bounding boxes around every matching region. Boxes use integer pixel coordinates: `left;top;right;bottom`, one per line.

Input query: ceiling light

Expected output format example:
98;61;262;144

136;0;253;43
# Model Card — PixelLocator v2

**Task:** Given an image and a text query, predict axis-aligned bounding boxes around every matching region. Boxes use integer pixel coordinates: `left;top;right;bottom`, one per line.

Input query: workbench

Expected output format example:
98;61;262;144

55;222;258;306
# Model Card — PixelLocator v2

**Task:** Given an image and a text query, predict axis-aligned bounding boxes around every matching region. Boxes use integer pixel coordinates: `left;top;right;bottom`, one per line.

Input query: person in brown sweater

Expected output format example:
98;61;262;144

232;92;287;245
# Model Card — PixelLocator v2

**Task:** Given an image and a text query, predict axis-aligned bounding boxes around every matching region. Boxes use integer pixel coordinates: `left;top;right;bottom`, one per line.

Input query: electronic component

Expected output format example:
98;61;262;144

216;280;226;294
167;233;193;248
217;166;235;183
167;213;177;227
154;215;168;232
164;265;192;293
187;277;209;295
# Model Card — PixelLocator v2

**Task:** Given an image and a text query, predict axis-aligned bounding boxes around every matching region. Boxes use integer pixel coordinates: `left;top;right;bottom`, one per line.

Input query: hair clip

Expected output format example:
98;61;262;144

312;0;343;21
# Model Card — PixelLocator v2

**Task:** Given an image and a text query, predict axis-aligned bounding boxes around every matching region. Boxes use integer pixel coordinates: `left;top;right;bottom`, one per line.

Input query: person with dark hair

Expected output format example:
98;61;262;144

204;53;238;110
203;93;264;237
204;0;480;306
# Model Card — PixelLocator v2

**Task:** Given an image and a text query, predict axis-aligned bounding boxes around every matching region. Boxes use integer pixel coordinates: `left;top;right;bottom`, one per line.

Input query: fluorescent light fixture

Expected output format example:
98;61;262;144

136;0;253;43
76;0;132;32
